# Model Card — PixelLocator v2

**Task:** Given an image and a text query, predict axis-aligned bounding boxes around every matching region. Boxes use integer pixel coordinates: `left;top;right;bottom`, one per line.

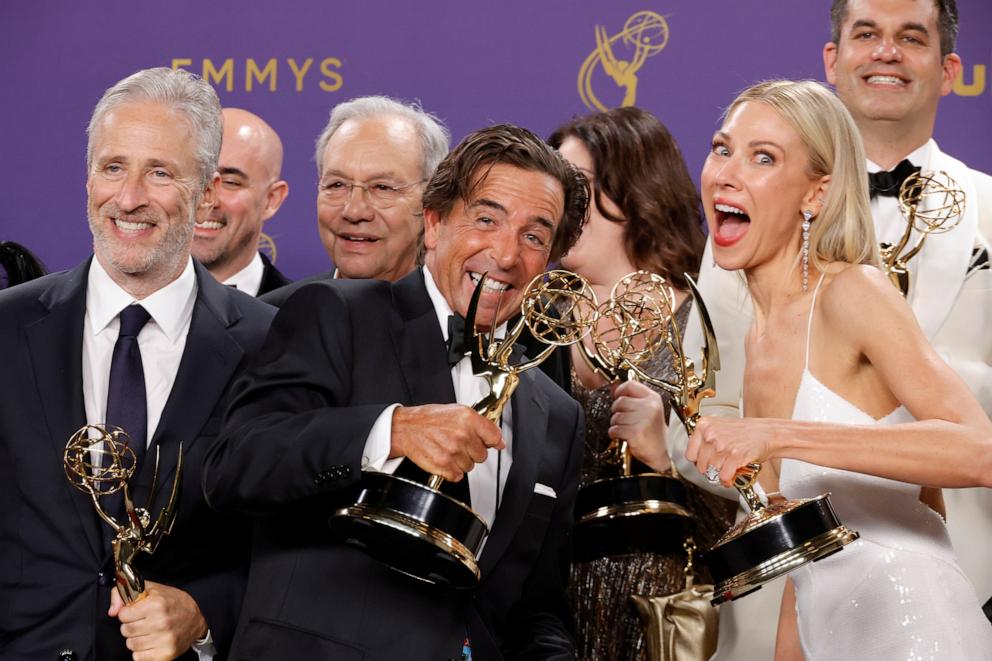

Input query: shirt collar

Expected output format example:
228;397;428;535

422;264;507;343
87;256;197;342
423;264;456;342
222;251;264;297
866;139;934;173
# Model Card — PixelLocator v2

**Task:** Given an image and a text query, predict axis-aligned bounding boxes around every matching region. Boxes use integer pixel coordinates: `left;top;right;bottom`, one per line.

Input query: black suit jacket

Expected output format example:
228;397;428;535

204;269;584;660
0;259;276;660
258;268;333;307
256;252;291;297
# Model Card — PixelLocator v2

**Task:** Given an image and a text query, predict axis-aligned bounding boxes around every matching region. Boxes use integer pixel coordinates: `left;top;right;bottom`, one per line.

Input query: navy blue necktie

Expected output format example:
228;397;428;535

105;304;151;484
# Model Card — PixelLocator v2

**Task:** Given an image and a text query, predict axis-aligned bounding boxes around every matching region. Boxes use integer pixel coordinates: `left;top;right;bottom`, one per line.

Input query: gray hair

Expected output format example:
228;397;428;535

86;67;223;188
314;95;450;181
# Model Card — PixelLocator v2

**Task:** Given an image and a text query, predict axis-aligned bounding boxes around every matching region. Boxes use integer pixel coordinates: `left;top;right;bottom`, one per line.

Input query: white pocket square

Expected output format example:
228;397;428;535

533;483;557;498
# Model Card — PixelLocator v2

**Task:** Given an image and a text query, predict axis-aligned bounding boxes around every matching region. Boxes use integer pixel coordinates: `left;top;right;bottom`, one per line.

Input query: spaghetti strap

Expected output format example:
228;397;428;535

803;272;829;370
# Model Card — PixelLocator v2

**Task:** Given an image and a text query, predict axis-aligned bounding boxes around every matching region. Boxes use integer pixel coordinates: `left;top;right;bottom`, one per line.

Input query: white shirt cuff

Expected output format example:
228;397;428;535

362;403;403;474
193;629;216;661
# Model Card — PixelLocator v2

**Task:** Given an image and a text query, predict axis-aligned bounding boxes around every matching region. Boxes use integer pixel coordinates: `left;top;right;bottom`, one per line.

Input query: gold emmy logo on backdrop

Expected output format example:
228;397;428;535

64;425;182;603
578;11;670;112
258;231;278;264
880;170;966;297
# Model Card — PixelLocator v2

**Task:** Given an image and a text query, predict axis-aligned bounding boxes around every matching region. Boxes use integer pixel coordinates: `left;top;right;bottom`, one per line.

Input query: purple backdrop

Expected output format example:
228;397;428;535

2;0;990;279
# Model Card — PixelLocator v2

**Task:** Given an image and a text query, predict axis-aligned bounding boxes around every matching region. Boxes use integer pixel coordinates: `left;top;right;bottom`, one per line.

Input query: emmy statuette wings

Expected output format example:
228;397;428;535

880;170;966;297
64;424;182;603
328;270;595;588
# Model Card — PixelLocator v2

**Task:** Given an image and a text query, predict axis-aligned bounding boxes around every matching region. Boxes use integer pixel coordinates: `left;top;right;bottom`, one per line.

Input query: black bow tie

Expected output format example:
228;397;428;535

446;314;470;366
869;159;920;199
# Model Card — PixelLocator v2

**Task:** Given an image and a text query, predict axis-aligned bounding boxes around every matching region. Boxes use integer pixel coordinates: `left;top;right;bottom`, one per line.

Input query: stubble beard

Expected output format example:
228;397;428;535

89;200;195;280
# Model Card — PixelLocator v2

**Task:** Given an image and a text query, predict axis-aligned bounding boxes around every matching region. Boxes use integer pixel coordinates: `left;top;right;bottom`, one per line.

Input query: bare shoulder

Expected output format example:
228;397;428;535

818;263;899;316
817;263;919;343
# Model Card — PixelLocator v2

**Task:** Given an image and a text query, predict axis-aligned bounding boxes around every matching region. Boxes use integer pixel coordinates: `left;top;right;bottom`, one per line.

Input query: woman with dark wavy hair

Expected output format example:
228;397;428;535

549;107;734;660
0;240;47;289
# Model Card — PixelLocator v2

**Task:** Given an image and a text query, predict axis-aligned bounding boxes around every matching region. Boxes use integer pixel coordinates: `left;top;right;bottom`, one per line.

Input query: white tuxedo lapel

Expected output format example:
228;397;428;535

909;141;981;339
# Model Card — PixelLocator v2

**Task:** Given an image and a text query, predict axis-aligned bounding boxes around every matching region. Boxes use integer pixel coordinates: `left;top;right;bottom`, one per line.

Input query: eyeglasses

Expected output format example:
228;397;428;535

318;178;425;209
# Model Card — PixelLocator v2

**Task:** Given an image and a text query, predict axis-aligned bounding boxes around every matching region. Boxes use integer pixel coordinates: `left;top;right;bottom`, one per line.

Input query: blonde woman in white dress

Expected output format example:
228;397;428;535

684;79;992;660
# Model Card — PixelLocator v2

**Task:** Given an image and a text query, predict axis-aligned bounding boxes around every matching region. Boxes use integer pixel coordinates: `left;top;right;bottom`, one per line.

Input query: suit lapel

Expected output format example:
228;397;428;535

25;260;105;561
909;142;980;339
131;264;244;507
478;369;549;575
391;269;456;406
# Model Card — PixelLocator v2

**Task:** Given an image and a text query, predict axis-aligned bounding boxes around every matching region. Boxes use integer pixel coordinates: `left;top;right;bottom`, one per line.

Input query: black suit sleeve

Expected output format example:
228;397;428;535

203;283;388;516
503;399;584;660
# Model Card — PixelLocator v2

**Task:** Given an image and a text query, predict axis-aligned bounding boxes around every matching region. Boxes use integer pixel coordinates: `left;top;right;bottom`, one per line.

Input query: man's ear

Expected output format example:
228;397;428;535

423;207;442;251
940;53;962;97
262;180;290;222
823;42;839;86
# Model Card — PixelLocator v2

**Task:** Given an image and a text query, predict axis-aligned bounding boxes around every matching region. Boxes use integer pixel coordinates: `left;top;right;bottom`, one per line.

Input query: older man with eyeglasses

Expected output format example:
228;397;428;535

261;96;449;307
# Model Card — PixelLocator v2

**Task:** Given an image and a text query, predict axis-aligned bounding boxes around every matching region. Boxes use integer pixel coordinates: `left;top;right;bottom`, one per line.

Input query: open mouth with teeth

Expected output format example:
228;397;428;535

469;271;511;293
195;220;225;231
713;202;750;247
338;233;379;244
113;218;155;234
864;74;908;88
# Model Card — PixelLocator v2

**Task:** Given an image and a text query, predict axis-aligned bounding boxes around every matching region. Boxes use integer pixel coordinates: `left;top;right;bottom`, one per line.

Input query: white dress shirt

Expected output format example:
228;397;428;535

362;266;514;530
82;257;197;442
221;251;264;297
81;256;215;660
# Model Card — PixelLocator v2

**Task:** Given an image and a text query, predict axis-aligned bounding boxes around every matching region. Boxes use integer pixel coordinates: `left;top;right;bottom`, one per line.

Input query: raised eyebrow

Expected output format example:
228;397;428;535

748;140;784;152
471;198;508;215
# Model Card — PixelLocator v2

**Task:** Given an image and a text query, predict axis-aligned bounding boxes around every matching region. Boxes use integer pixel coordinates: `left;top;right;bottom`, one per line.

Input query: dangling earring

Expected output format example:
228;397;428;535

801;210;814;293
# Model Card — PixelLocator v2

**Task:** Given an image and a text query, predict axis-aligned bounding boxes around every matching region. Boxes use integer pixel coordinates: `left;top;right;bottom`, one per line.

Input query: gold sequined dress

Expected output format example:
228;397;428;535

568;299;735;661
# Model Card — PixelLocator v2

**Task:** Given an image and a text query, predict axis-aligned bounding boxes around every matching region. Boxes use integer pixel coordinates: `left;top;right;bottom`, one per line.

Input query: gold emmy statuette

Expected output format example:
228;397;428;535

880;170;966;296
63;425;182;603
329;270;596;588
572;272;701;559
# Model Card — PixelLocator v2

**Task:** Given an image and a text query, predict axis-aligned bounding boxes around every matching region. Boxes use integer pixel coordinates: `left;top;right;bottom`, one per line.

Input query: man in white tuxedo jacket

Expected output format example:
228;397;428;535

668;1;992;657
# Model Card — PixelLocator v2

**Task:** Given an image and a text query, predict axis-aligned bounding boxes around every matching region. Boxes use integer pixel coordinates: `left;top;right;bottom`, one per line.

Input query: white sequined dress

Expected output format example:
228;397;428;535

779;275;992;659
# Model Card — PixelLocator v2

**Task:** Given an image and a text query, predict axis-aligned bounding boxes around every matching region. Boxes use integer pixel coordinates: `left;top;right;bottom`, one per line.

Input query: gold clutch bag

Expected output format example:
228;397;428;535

630;539;719;661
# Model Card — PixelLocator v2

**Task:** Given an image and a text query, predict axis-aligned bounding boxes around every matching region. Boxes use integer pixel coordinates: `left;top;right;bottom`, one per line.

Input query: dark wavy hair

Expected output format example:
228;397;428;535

548;107;705;290
830;0;958;57
422;124;589;262
0;241;48;289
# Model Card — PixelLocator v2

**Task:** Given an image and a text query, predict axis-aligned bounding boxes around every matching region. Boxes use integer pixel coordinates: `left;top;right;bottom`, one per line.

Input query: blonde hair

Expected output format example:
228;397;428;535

726;80;880;271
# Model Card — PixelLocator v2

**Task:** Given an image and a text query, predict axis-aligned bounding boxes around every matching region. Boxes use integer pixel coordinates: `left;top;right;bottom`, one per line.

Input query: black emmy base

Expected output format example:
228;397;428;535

573;474;693;561
703;494;859;605
329;473;488;589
